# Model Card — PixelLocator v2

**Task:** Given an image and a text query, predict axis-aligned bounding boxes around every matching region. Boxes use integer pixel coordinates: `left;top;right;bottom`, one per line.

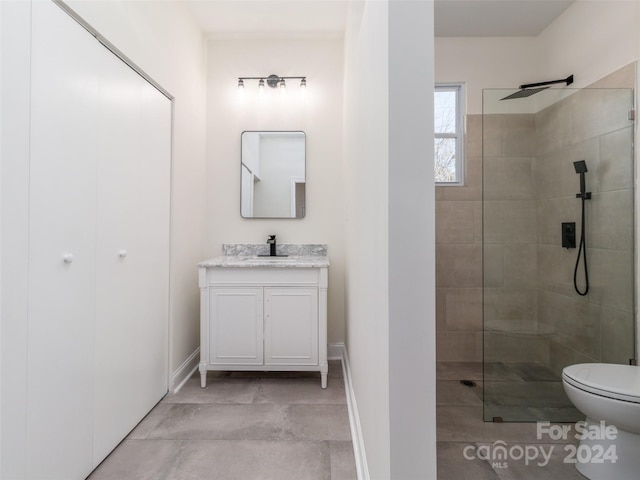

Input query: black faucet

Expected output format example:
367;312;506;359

267;235;277;256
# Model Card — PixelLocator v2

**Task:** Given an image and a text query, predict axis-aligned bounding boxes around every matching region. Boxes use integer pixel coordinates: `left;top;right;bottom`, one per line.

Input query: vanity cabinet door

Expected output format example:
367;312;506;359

209;287;264;365
264;287;318;366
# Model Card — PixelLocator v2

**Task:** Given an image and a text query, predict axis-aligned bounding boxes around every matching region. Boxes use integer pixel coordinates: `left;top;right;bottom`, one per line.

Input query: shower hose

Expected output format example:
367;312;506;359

573;194;589;296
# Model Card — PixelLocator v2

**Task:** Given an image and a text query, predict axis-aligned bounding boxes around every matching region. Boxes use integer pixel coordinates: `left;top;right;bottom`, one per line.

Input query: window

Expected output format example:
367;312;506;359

434;84;464;184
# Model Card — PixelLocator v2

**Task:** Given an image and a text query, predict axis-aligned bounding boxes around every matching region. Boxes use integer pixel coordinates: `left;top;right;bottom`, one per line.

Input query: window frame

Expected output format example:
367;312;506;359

434;83;465;186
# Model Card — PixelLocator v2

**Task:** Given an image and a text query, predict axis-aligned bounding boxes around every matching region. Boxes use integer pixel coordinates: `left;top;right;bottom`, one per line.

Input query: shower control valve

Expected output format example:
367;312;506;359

562;222;576;249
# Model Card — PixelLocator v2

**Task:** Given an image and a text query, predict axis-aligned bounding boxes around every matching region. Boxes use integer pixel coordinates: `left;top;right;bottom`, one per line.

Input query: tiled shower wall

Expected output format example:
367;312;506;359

536;85;635;375
482;114;545;364
436;113;546;363
436;64;636;366
435;115;483;362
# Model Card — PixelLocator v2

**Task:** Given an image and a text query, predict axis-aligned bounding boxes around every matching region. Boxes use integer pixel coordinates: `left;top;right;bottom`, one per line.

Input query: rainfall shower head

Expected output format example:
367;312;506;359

573;160;588;174
500;74;574;101
500;87;549;101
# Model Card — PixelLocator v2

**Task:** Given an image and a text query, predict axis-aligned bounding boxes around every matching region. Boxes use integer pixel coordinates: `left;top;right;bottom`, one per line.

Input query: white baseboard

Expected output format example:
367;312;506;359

336;344;370;480
169;347;200;394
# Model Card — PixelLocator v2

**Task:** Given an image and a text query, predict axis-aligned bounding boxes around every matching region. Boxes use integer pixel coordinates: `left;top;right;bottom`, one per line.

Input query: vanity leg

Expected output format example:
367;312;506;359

320;362;328;389
199;361;207;388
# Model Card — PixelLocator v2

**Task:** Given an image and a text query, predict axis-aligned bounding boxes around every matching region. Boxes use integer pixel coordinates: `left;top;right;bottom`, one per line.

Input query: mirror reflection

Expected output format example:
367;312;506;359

241;131;306;219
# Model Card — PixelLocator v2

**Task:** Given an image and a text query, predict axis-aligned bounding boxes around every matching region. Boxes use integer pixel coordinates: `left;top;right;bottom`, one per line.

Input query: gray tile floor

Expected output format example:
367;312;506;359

88;360;357;480
483;362;582;423
437;362;587;480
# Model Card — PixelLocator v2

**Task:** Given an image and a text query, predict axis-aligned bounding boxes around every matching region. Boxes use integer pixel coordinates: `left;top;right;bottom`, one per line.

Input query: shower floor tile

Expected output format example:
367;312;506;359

507;362;559;382
488;442;586;480
437;361;483;381
484;381;572;408
437;442;501;480
437;380;483;406
437;362;586;480
437;406;562;444
483;362;527;382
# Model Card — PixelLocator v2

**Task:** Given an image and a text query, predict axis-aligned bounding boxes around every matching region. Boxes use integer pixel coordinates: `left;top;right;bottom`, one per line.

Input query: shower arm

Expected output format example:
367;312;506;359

519;75;574;90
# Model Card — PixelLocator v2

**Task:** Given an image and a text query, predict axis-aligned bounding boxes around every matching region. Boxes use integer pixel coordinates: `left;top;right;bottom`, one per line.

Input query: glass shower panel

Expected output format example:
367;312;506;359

482;87;635;422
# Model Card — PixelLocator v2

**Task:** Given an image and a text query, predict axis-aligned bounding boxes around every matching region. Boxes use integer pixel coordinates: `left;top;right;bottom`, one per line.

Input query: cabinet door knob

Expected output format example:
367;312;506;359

119;250;128;258
63;253;74;263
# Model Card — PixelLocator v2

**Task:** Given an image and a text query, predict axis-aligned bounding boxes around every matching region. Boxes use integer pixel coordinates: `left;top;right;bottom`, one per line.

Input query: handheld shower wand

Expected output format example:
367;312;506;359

573;160;591;296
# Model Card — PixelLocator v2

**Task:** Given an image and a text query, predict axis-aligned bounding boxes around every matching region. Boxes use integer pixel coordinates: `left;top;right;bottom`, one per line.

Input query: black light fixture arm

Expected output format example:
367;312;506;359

519;75;574;90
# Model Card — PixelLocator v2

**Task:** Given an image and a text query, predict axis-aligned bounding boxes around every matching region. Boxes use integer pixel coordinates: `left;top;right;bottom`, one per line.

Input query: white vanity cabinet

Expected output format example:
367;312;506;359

199;259;328;388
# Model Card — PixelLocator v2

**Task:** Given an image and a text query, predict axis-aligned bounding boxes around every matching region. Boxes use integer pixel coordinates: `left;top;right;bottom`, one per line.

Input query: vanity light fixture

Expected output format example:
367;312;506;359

237;74;307;89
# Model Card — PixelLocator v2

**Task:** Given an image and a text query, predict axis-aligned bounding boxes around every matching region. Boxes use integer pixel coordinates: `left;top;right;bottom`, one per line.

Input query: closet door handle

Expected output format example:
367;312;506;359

118;250;128;258
63;253;74;264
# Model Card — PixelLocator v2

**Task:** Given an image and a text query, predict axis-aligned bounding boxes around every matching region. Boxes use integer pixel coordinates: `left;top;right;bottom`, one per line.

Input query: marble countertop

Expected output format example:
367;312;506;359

198;255;329;269
199;243;329;269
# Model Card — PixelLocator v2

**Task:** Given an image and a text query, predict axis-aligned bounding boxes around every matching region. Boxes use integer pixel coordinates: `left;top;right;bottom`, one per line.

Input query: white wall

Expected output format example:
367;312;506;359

436;2;640;115
343;0;390;476
344;0;437;478
536;0;640;90
388;1;436;478
0;0;3;469
435;36;538;114
63;0;208;388
205;36;346;343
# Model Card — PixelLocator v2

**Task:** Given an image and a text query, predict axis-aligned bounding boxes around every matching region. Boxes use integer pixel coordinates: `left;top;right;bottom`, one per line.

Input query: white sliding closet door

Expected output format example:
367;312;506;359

27;1;100;478
93;45;171;465
25;1;171;478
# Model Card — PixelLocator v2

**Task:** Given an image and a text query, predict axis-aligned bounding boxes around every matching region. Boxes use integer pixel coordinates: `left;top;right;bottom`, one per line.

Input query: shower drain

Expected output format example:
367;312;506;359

459;380;477;387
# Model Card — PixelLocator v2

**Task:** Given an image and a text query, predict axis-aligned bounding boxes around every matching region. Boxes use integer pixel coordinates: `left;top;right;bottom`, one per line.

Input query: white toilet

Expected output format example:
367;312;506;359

562;363;640;480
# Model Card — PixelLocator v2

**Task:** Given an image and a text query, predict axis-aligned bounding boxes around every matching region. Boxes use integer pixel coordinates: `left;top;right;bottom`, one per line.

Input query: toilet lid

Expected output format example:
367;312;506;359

563;363;640;403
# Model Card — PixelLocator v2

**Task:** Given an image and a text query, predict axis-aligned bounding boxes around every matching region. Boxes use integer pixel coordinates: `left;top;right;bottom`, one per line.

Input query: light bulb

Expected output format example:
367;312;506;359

237;79;244;89
280;79;286;89
300;78;306;89
259;78;265;89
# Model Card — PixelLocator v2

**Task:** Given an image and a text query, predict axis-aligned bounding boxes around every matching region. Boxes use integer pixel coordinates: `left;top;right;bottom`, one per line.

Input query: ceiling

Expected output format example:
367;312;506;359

182;0;349;37
435;0;574;37
183;0;575;38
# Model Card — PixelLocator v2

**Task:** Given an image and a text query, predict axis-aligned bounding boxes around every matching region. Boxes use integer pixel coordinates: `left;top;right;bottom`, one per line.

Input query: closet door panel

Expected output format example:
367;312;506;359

133;75;171;396
1;2;33;477
26;1;100;478
93;52;171;464
93;46;147;465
